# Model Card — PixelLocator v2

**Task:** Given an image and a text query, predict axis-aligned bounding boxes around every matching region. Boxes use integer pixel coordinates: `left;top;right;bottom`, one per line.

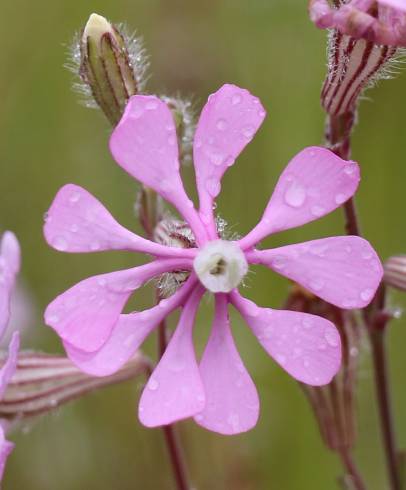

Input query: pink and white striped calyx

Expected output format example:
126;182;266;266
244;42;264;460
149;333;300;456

43;84;383;435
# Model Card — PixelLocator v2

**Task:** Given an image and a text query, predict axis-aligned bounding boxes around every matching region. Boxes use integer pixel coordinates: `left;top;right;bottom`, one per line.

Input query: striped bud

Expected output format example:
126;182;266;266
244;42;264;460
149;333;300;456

322;30;396;117
384;255;406;291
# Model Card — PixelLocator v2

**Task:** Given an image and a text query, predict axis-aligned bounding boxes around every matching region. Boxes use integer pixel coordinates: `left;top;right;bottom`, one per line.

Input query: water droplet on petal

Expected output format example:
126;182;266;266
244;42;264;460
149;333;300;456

231;94;242;105
344;165;355;175
148;378;159;390
310;278;325;292
69;191;81;204
216;118;227;131
272;256;287;270
311;205;325;217
146;100;158;110
241;125;255;139
360;288;374;302
324;328;339;347
276;354;287;365
335;193;347;205
302;317;313;329
90;241;101;251
284;180;306;208
53;236;68;251
205;178;221;197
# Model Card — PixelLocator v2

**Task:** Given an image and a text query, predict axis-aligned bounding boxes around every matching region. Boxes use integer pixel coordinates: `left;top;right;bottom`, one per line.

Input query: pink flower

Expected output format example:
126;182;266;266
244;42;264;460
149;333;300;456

309;0;406;46
44;84;383;435
0;232;20;478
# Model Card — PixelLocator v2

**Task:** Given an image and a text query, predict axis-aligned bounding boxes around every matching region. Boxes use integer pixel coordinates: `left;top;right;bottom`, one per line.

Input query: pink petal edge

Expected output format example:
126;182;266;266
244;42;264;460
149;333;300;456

239;147;360;249
248;236;383;309
193;84;266;238
64;276;198;376
138;286;206;427
0;232;21;339
44;184;196;259
45;258;193;353
109;95;208;245
0;332;20;399
231;292;341;386
194;293;259;434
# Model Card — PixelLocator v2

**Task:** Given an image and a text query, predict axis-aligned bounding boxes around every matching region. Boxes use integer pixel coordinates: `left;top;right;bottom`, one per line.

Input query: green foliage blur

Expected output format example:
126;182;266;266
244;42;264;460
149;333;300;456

1;0;405;488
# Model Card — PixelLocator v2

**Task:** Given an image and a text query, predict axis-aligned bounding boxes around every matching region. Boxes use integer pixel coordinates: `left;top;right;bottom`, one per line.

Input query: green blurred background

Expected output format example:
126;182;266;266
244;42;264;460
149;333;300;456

1;0;405;488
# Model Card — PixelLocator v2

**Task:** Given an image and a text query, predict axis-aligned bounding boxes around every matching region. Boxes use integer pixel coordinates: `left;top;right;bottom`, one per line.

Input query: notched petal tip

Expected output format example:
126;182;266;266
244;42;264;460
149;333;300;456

232;293;342;386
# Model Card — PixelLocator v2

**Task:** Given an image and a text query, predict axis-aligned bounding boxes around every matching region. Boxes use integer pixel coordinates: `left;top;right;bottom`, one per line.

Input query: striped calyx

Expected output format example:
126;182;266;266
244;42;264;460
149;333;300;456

321;30;397;116
384;255;406;291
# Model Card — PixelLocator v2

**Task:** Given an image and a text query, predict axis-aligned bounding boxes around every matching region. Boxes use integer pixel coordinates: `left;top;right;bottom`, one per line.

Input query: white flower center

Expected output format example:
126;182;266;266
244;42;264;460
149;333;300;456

193;240;248;293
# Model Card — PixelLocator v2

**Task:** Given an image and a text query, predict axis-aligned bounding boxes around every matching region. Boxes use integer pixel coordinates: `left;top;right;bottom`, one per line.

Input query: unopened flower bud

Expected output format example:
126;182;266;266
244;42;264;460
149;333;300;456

154;219;196;297
160;96;195;165
70;13;148;125
0;352;150;421
322;30;396;117
384;255;406;290
286;285;362;452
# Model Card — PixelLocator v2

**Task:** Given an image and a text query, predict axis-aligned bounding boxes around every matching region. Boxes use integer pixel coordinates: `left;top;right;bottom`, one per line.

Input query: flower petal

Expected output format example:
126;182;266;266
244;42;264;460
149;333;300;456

379;0;406;11
231;292;341;386
109;95;207;244
0;332;19;399
0;232;20;339
248;236;383;309
194;294;259;434
64;277;198;376
193;84;266;237
239;147;360;249
44;259;193;353
44;184;196;258
138;286;205;427
0;425;13;481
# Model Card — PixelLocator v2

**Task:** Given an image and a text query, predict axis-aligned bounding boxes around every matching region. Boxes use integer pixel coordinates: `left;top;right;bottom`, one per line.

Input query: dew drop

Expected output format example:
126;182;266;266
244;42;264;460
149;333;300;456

216;118;227;131
310;278;325;292
324;328;339;347
90;241;101;251
205;178;221;197
272;256;287;270
195;414;204;422
311;205;325;217
48;314;60;323
360;288;374;302
97;278;107;287
209;151;225;166
344;165;355;175
241;125;255;139
231;94;242;105
53;236;68;251
276;354;287;365
148;378;159;391
284;181;306;208
167;135;177;146
69;191;81;204
146;100;158;110
335;193;347;205
302;317;313;329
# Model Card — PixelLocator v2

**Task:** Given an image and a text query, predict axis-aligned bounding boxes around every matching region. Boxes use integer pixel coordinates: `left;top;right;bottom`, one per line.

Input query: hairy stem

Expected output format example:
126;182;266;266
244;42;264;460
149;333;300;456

369;325;401;490
140;188;191;490
338;449;368;490
327;112;400;490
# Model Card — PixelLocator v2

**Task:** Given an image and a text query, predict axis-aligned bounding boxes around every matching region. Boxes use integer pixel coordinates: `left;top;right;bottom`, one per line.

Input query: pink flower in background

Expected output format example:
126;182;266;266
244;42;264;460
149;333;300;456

44;84;382;435
309;0;406;46
0;232;20;478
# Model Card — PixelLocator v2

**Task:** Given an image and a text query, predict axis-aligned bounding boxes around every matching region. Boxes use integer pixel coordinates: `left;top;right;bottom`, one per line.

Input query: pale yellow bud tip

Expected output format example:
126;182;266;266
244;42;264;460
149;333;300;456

83;13;114;43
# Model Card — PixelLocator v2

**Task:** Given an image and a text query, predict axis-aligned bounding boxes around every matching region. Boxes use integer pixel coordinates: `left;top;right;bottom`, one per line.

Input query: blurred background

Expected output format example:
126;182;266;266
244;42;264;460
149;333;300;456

1;0;405;488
